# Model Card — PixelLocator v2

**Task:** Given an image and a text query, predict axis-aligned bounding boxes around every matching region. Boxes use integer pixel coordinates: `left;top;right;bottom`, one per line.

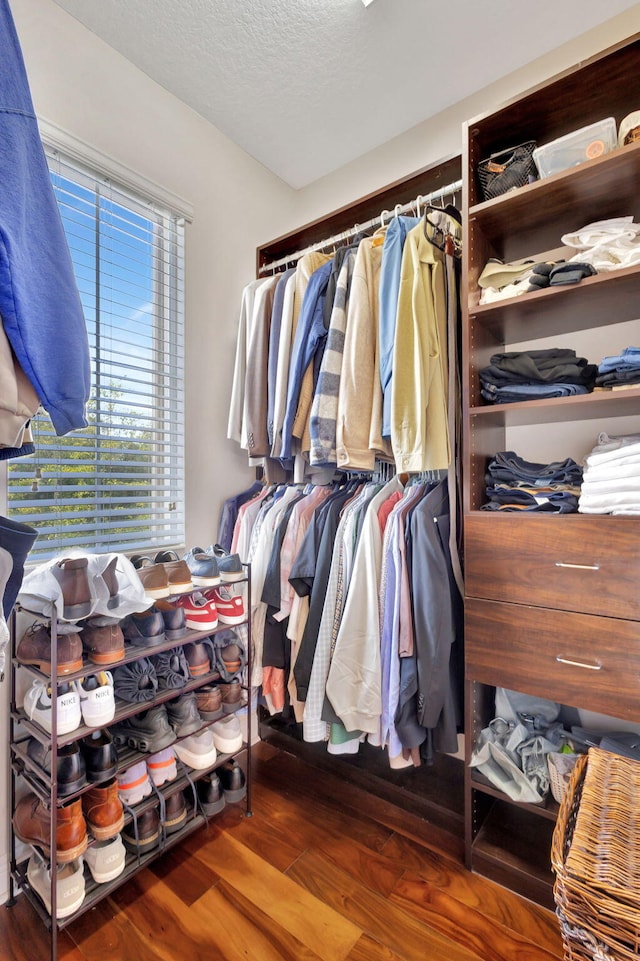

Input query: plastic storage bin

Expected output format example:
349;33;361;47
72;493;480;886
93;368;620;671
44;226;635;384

533;118;617;179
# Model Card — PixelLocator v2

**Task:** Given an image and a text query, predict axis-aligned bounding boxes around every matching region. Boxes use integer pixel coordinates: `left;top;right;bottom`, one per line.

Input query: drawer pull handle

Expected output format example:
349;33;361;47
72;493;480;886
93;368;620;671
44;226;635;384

556;655;602;671
555;562;600;571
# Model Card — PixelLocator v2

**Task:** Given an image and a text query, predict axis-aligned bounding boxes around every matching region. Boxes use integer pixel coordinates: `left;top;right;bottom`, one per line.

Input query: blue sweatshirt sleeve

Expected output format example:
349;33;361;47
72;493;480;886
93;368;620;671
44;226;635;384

0;0;90;435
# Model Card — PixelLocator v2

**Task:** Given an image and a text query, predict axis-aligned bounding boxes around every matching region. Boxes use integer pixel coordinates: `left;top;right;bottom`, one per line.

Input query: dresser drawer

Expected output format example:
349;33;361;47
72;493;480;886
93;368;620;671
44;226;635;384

465;597;640;723
465;514;640;620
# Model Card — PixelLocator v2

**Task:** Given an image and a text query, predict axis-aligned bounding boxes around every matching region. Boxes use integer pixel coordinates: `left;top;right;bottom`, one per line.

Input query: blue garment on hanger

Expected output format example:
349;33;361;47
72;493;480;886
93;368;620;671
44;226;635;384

0;0;90;434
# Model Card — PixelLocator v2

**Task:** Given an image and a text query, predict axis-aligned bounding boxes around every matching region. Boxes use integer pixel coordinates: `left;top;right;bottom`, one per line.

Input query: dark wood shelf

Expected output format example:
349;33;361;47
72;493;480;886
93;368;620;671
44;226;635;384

469;263;640;342
468;384;640;426
470;800;556;909
469;774;559;822
469;140;640;244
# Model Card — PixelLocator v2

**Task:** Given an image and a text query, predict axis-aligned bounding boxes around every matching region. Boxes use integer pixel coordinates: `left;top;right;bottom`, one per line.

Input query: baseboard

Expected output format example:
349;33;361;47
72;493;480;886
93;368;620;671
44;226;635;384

0;853;9;905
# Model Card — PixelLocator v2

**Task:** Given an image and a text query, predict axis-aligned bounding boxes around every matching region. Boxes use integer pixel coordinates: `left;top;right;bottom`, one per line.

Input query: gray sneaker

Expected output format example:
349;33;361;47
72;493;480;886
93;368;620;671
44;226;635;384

110;704;176;753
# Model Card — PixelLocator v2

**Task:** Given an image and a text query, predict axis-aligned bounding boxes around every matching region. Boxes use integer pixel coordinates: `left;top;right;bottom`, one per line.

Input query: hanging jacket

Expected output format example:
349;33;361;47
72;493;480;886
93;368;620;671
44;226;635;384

0;0;90;435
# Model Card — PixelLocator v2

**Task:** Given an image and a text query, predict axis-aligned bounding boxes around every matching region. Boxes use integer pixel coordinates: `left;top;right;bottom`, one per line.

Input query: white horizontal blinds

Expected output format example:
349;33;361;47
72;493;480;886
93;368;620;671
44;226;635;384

8;148;185;559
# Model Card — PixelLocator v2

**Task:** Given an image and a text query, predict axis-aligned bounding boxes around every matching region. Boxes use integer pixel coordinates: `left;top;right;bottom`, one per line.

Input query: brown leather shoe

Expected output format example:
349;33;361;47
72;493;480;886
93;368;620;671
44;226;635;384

161;560;193;594
136;564;170;599
81;779;125;841
184;640;212;677
81;616;125;665
122;805;160;854
52;557;92;620
195;684;223;719
219;643;242;675
219;678;242;713
13;793;88;864
17;622;83;676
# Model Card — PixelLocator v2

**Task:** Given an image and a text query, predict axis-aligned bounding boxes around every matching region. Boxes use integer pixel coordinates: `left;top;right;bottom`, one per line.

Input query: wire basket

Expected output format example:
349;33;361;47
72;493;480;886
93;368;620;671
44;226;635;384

551;747;640;960
548;752;580;805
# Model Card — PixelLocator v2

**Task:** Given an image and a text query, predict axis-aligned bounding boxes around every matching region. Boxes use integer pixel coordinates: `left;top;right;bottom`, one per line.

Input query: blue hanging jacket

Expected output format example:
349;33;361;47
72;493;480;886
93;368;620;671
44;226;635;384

0;0;90;435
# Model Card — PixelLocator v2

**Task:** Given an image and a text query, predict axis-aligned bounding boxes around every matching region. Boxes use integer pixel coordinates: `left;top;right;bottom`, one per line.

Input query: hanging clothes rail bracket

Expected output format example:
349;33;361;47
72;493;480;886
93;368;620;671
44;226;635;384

259;179;463;275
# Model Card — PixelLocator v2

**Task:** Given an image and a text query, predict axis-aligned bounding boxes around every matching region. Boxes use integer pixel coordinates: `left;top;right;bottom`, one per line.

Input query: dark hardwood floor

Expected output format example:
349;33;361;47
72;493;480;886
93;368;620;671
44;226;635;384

0;742;563;961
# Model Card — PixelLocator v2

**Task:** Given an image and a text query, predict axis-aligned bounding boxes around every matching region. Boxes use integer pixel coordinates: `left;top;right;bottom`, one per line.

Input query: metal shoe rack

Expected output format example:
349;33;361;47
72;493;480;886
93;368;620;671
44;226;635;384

7;562;252;961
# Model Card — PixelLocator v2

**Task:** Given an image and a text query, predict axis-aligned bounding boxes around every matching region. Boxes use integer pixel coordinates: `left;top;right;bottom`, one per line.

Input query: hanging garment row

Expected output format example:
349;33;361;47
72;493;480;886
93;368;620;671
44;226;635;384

218;475;464;769
227;200;463;487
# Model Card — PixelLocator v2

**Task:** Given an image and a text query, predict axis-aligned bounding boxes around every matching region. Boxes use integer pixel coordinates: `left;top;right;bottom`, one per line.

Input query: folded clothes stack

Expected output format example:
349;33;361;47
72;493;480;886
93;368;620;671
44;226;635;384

479;348;598;404
579;432;640;515
594;346;640;390
477;258;596;304
482;450;583;514
562;216;640;272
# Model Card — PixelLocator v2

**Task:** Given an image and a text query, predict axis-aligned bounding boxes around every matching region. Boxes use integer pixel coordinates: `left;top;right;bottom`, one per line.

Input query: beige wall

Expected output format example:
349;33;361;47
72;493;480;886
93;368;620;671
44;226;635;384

3;0;640;900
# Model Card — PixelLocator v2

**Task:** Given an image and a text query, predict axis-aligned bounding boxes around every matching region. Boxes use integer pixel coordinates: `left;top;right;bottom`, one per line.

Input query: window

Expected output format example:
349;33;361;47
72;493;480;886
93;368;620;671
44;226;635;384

8;147;186;561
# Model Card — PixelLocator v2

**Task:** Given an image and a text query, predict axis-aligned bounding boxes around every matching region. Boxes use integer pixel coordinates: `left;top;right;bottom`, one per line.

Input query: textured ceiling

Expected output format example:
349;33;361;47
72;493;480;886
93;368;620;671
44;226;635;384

51;0;640;188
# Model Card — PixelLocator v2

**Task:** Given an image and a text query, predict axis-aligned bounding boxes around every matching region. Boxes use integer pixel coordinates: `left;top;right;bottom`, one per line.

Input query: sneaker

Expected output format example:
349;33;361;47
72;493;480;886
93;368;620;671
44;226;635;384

166;692;202;736
174;729;217;770
117;760;153;805
173;592;218;631
207;545;244;583
76;671;115;727
218;758;246;803
210;714;243;754
80;616;125;666
23;679;81;735
122;804;160;855
17;622;83;676
183;548;220;588
110;704;176;753
83;835;125;884
27;852;85;919
163;791;187;835
146;746;177;786
204;586;245;626
134;562;170;599
196;771;225;816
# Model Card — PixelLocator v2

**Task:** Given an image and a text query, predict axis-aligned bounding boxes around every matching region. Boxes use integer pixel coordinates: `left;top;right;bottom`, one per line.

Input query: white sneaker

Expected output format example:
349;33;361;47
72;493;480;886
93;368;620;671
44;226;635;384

27;852;85;919
210;715;243;754
174;729;217;769
76;671;115;727
23;680;81;735
83;835;126;884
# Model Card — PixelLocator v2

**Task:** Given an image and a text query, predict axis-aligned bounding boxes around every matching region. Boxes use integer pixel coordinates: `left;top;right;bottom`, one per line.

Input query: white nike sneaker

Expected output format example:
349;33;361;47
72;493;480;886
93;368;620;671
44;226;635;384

23;679;81;735
76;671;115;727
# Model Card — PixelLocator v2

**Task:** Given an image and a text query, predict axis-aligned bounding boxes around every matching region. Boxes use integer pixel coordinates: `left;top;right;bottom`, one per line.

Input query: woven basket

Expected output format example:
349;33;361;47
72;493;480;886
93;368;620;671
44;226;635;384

548;752;580;805
551;747;640;960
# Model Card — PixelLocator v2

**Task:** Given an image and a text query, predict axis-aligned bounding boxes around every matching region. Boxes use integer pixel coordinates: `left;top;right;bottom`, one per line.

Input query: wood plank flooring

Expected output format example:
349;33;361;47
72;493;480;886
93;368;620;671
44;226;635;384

0;742;563;961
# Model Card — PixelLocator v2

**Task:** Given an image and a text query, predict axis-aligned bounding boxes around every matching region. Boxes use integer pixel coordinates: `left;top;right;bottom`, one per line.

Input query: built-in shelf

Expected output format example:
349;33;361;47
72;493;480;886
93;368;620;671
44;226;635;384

468;385;640;426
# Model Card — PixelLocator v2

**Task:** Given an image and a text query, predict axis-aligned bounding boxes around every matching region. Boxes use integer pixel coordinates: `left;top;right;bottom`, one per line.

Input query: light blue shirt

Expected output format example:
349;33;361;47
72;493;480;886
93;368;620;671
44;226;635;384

379;216;420;439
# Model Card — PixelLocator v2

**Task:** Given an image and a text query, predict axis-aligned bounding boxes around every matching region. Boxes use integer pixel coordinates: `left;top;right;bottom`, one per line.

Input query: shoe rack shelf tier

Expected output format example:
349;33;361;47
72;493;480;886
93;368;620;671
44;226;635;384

462;31;640;908
8;562;252;959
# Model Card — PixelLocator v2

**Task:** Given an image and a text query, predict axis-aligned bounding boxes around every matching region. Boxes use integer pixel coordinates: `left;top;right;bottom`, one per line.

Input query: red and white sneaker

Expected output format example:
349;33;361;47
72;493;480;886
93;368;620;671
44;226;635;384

204;586;245;626
173;592;218;631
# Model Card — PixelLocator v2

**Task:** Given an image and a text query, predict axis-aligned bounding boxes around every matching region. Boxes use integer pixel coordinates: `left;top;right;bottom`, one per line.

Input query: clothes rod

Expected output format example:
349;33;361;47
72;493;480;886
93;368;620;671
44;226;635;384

259;178;463;274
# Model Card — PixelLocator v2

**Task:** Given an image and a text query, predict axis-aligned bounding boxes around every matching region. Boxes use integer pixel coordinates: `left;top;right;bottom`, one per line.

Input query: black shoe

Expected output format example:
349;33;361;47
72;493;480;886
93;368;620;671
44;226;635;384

163;791;187;835
197;771;225;816
165;692;202;736
80;729;118;783
110;704;177;753
27;738;87;796
112;658;158;703
218;759;246;803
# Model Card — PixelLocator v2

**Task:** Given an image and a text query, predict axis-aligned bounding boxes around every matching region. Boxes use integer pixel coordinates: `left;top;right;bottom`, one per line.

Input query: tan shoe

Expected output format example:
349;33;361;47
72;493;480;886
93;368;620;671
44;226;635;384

17;622;83;676
81;779;124;841
13;793;88;863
